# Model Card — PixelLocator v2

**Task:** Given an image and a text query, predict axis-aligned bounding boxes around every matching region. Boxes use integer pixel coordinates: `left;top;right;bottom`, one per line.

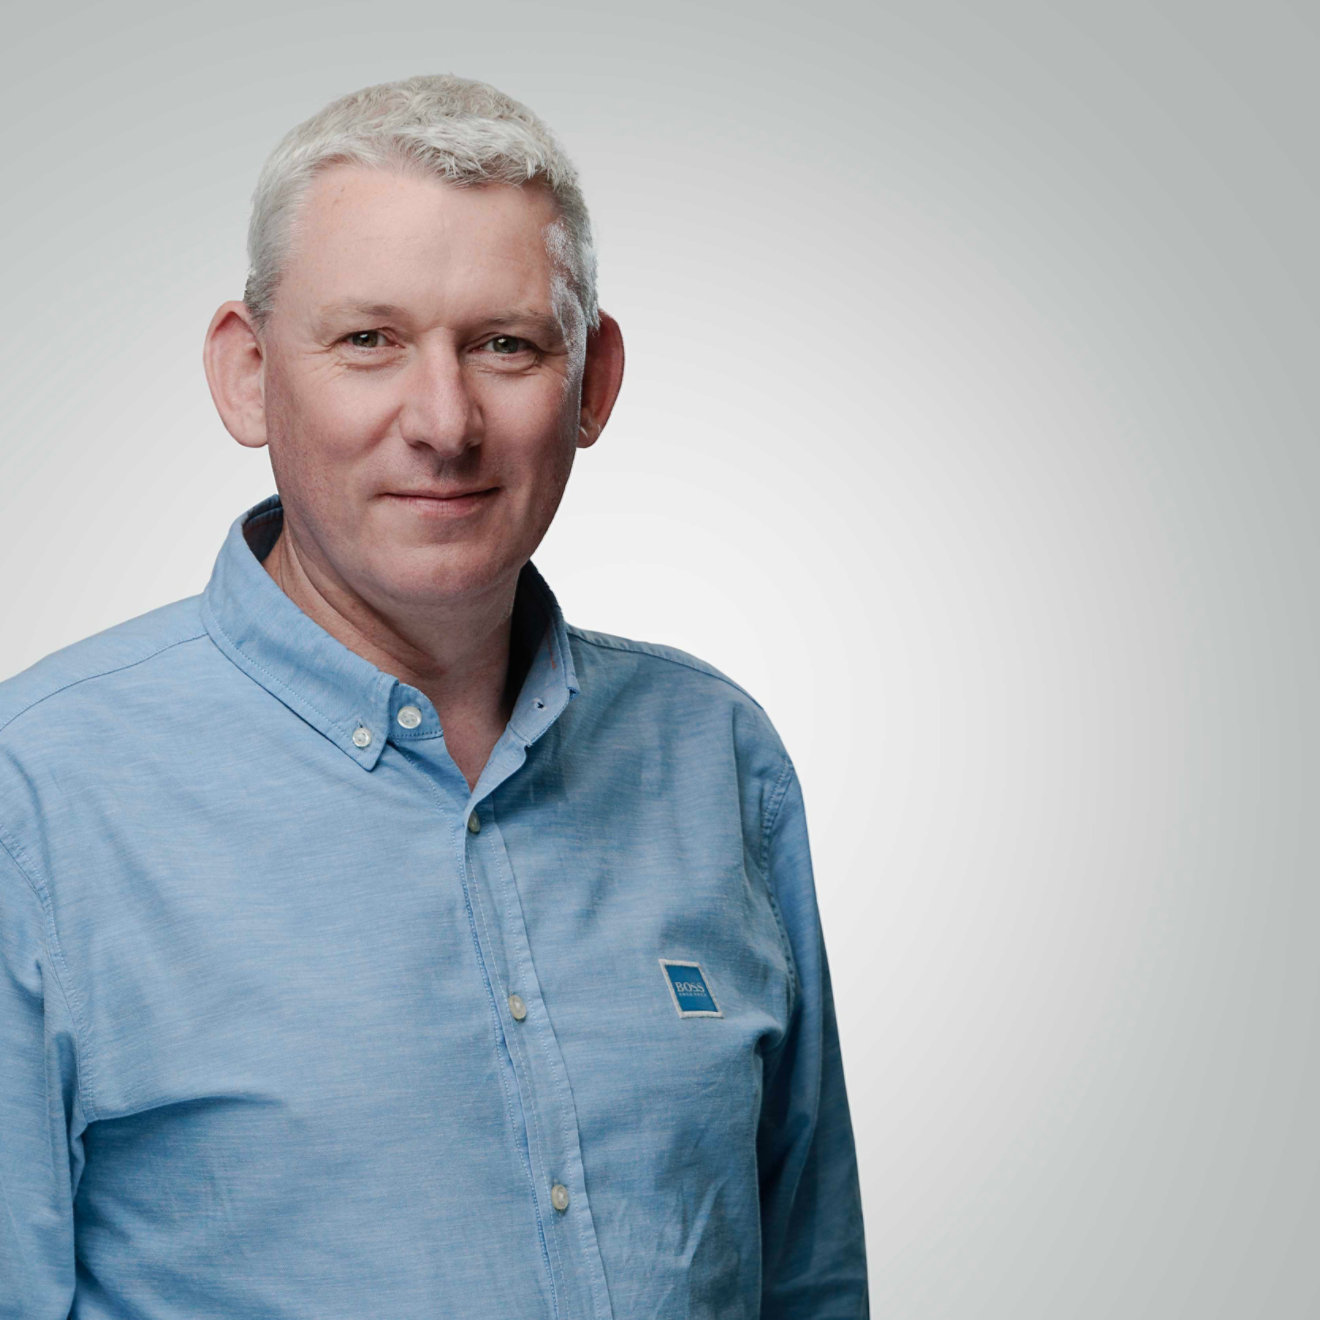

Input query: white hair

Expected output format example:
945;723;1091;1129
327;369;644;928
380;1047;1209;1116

242;73;599;350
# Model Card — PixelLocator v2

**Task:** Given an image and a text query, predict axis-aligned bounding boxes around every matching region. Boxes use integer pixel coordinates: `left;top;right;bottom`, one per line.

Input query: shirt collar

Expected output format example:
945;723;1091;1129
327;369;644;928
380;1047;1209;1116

199;492;579;771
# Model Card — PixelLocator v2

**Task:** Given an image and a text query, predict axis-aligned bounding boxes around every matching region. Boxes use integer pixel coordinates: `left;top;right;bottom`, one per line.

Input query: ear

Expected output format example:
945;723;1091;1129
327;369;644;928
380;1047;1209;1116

203;300;270;449
577;310;625;449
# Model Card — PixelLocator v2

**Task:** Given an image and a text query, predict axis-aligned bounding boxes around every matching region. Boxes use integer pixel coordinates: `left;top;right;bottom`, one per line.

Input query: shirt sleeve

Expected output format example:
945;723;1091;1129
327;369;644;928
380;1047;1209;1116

0;834;87;1319
757;755;869;1319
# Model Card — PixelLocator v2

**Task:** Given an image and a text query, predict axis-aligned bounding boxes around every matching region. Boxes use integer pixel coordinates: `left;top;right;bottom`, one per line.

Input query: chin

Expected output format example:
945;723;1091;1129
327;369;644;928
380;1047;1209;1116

370;545;517;602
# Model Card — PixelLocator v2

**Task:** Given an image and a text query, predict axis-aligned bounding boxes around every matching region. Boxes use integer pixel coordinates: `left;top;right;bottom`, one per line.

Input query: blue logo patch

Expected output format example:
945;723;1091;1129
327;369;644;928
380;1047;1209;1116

659;959;722;1018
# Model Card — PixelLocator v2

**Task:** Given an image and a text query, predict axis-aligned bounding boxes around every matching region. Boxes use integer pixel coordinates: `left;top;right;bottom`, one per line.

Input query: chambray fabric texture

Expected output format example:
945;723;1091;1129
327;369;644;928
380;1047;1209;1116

0;493;868;1320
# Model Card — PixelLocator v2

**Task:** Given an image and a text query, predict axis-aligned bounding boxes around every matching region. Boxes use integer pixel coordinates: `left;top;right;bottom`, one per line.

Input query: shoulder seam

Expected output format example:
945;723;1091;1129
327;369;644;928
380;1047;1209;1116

758;750;801;1031
0;630;209;736
565;626;767;711
0;825;100;1123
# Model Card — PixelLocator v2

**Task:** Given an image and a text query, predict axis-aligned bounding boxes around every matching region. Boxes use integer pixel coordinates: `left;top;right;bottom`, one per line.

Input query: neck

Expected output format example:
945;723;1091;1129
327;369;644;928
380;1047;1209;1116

261;525;521;783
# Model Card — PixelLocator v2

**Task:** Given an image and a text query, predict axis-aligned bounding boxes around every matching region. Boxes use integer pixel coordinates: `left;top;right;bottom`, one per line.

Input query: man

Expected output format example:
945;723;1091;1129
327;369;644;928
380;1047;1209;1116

0;74;868;1318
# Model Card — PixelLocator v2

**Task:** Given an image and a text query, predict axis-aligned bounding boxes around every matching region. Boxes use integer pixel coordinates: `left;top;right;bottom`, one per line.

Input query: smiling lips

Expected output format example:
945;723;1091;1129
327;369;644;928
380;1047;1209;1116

385;488;496;515
389;486;493;500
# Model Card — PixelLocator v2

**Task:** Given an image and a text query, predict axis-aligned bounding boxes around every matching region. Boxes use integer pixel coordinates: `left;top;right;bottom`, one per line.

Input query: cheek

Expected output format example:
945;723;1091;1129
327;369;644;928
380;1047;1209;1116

270;371;386;465
492;378;581;455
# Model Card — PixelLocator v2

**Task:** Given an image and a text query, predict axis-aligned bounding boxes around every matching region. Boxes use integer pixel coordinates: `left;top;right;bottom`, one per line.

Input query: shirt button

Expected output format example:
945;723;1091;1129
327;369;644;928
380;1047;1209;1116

467;812;481;834
351;725;372;748
508;993;527;1021
550;1183;570;1212
396;705;422;729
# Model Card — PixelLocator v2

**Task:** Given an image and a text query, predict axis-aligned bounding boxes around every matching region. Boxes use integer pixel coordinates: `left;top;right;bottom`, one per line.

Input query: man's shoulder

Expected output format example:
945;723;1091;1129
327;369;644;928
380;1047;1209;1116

0;594;211;739
567;623;759;701
565;623;788;750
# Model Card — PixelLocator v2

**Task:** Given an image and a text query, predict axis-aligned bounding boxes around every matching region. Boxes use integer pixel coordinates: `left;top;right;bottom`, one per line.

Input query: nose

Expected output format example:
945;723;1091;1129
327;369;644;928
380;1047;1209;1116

397;342;482;459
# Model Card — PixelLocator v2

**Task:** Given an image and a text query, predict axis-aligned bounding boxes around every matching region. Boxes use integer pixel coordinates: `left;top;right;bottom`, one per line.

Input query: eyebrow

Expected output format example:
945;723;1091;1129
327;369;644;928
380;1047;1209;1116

315;300;566;343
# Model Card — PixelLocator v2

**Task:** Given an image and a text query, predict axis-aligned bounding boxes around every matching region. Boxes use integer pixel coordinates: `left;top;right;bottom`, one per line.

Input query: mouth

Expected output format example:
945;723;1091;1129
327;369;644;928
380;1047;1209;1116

384;487;498;514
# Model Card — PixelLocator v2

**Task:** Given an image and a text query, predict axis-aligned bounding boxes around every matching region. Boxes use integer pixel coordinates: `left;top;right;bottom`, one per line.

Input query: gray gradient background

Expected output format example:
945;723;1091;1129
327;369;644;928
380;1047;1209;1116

2;2;1315;1315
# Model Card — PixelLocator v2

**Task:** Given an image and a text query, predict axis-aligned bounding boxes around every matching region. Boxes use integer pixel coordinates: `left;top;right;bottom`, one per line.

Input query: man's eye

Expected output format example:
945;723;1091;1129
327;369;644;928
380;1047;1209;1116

483;334;532;355
342;330;388;350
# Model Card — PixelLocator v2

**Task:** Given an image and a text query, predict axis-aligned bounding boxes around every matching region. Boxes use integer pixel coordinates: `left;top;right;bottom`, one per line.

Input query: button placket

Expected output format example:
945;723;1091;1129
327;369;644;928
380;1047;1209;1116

473;810;613;1317
457;807;578;1298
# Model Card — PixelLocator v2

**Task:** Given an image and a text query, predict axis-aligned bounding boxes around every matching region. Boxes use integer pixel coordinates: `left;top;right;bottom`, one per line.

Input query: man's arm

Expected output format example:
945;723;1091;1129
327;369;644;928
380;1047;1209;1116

757;755;869;1319
0;836;85;1318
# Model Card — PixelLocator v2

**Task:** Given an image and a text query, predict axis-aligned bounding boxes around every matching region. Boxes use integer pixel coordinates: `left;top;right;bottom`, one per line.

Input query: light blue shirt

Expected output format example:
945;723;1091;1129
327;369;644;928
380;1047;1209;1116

0;493;868;1319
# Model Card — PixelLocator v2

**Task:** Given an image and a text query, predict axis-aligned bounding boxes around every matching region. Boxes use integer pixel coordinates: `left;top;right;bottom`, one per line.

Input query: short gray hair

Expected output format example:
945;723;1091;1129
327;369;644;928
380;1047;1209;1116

242;73;599;346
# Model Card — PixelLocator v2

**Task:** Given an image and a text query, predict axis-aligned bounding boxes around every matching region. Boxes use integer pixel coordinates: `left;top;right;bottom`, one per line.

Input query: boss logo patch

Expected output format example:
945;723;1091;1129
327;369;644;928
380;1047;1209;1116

659;959;722;1018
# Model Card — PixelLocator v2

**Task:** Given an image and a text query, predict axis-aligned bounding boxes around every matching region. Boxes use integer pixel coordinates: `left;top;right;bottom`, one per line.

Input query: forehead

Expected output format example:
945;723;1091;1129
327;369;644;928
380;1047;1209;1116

279;163;566;317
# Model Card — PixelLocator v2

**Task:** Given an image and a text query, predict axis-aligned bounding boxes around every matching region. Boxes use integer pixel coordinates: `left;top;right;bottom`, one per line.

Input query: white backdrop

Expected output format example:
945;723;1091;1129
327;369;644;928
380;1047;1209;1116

2;3;1316;1315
